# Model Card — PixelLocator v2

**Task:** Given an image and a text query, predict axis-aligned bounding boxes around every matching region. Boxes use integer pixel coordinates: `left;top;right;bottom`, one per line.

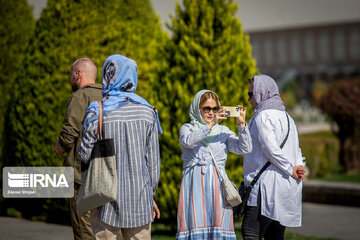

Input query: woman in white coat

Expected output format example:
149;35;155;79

241;75;306;240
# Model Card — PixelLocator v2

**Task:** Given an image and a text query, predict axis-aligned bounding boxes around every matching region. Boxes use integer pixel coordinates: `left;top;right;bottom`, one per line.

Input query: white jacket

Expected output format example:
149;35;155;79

244;109;305;227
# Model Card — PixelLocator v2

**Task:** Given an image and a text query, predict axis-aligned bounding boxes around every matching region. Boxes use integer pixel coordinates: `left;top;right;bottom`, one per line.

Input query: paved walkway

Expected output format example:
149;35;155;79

0;216;73;240
288;202;360;240
1;202;360;240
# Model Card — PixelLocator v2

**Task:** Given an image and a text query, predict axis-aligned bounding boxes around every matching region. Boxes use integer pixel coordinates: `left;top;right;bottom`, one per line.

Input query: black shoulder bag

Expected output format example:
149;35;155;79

234;113;290;218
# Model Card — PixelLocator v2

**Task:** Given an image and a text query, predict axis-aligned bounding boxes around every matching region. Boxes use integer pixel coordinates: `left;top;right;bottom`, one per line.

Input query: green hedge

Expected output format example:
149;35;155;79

2;0;164;224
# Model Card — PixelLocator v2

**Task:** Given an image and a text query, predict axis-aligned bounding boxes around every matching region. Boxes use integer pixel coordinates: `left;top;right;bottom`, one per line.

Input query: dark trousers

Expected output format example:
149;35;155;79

241;190;286;240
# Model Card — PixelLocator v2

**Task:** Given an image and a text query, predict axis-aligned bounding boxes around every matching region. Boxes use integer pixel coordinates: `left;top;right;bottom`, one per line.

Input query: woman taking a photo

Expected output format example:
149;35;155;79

176;90;252;240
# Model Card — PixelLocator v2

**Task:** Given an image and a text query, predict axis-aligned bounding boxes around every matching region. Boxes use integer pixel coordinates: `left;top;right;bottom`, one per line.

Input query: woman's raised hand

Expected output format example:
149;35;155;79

208;107;228;129
236;105;246;127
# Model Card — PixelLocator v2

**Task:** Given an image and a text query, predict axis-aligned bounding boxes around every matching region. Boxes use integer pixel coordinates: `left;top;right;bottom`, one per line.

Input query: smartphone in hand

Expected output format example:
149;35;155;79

222;106;240;117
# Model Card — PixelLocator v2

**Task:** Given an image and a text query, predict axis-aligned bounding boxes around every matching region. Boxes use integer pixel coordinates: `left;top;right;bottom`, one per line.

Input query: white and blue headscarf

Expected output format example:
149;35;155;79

82;54;163;134
189;89;221;145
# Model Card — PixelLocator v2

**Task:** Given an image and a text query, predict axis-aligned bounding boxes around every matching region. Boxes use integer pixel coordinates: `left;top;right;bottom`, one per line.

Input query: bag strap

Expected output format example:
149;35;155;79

96;101;103;140
280;113;290;149
248;112;290;188
208;146;225;180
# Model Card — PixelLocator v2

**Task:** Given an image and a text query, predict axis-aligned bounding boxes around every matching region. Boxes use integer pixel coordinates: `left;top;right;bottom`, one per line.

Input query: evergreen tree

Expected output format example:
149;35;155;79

4;0;164;222
148;0;257;225
5;0;164;167
0;0;35;168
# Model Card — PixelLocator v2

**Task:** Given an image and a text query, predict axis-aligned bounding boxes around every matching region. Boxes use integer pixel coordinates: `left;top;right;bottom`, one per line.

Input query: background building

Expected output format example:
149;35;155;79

249;21;360;99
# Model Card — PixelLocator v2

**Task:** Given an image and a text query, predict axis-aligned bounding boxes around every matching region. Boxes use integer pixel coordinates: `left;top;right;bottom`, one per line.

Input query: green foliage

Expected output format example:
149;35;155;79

0;0;35;168
3;0;164;223
148;0;257;225
280;91;297;110
299;132;341;178
5;0;164;167
280;80;299;110
282;79;299;93
311;79;327;105
319;79;360;172
6;208;22;218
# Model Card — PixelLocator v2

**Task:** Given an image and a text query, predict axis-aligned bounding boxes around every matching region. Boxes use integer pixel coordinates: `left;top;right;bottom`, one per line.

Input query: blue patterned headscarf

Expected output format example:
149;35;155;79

82;54;163;134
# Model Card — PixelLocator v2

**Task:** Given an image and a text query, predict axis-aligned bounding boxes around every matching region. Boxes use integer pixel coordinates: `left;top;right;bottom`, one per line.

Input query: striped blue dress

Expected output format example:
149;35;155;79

177;123;252;239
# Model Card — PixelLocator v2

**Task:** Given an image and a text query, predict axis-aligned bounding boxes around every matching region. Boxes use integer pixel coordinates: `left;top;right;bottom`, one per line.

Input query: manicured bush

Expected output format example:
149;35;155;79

0;0;35;169
5;0;164;169
3;0;164;224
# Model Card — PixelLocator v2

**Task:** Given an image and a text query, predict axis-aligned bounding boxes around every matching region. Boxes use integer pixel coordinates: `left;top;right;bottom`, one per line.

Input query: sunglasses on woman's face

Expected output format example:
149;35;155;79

201;106;220;113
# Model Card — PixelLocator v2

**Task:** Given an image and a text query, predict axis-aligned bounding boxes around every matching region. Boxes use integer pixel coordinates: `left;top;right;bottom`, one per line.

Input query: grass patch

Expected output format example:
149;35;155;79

151;223;340;240
284;231;340;240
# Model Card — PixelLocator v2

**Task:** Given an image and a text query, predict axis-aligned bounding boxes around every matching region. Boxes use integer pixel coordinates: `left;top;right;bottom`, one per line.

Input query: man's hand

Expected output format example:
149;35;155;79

293;165;306;180
54;140;66;155
153;200;160;219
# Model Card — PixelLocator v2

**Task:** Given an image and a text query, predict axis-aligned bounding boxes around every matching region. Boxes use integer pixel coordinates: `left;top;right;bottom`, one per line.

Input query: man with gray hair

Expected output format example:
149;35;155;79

55;58;102;240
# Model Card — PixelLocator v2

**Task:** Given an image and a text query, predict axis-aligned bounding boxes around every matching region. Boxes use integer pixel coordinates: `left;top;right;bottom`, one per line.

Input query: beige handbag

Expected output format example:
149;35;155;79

208;146;242;207
77;101;117;216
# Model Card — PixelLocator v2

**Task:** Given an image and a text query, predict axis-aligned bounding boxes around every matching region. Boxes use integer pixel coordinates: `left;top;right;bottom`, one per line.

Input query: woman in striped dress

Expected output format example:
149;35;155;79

176;90;252;240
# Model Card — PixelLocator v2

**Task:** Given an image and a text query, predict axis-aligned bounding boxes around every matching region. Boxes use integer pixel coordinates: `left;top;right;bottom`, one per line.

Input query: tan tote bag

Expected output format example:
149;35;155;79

77;101;117;216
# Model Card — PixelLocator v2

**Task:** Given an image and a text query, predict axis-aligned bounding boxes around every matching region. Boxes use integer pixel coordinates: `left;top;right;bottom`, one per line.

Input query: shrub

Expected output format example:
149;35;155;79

3;0;164;224
319;79;360;172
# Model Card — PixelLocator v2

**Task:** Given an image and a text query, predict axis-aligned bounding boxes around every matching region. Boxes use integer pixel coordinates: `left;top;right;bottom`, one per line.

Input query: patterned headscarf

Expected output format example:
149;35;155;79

249;75;285;126
82;54;163;134
189;90;221;145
